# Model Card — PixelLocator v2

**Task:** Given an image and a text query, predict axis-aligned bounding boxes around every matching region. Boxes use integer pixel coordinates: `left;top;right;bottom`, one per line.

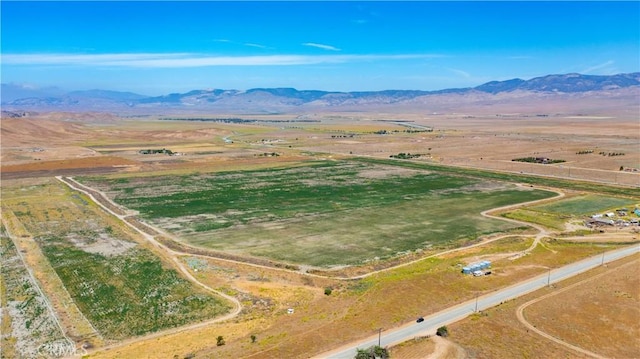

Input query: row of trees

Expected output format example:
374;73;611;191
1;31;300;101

511;157;565;164
390;152;423;159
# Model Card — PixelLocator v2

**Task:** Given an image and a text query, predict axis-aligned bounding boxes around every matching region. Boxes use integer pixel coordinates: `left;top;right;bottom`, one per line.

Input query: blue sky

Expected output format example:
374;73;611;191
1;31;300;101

2;1;638;95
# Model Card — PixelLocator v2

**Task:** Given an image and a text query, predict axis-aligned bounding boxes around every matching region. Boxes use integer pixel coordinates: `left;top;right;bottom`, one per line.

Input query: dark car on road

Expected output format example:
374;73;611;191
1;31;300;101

416;317;424;323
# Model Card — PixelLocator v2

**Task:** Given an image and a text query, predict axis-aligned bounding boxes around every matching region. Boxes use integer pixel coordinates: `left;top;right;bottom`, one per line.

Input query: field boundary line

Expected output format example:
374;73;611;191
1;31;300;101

516;258;639;359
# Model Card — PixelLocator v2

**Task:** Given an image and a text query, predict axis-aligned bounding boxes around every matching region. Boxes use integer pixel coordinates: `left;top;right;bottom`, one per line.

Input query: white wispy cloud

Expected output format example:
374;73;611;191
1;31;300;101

212;39;270;49
302;43;341;51
582;60;615;74
2;53;444;68
244;43;268;49
446;67;471;78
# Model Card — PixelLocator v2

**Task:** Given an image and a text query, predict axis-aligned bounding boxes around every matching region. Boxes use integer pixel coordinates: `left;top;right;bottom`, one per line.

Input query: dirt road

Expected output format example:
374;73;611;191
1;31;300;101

516;258;639;359
56;176;243;356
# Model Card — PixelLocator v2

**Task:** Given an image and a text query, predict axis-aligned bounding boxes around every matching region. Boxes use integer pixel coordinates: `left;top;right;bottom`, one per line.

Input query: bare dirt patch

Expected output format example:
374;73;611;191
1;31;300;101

388;335;468;359
356;165;427;179
67;233;137;257
388;336;437;358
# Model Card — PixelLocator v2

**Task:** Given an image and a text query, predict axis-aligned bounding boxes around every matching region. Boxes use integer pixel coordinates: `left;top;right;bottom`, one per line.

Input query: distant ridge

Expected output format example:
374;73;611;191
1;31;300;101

2;72;639;113
474;73;640;94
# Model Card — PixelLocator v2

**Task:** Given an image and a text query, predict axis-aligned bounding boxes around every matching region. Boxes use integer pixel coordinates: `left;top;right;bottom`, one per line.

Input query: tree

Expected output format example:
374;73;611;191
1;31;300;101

372;345;389;358
250;334;257;343
353;345;388;359
216;335;225;346
354;348;370;359
436;325;449;337
324;287;333;296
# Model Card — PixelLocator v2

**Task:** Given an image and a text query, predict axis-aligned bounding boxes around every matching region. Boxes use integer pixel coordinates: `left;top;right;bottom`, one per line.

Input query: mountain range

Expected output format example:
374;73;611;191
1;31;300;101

2;72;639;114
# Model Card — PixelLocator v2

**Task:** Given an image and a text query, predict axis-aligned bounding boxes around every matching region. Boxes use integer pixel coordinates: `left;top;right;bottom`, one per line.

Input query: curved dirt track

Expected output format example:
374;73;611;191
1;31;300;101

56;177;243;356
516;259;639;359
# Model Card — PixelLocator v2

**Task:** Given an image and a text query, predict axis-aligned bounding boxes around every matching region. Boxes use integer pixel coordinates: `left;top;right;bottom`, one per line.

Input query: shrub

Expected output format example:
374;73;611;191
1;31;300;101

324;287;333;296
436;326;449;337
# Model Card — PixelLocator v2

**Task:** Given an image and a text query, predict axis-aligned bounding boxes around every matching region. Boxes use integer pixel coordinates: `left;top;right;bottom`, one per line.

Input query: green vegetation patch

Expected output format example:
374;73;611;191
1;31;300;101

81;160;555;267
502;195;636;231
37;237;230;340
80;161;476;222
3;180;232;341
186;188;549;267
502;209;567;231
530;195;635;216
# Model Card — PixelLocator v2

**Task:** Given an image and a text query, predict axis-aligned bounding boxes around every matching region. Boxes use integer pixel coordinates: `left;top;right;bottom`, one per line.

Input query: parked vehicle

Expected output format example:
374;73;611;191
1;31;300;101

416;317;424;323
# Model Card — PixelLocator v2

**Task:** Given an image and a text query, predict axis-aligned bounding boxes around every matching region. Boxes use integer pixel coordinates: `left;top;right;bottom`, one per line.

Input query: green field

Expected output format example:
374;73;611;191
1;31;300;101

37;239;230;339
502;194;636;231
530;194;636;215
502;209;568;231
3;180;231;340
81;161;556;267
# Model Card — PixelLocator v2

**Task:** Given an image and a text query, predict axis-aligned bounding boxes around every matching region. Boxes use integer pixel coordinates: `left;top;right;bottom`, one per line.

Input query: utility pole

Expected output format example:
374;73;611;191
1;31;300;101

602;251;605;266
547;268;551;287
475;293;479;312
378;328;382;347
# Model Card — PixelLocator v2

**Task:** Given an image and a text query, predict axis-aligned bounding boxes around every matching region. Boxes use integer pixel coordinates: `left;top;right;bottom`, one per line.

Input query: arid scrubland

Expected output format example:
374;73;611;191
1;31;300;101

1;106;638;358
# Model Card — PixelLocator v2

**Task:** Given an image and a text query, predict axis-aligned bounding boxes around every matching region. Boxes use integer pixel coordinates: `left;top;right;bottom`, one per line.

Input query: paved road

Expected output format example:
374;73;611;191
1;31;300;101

319;244;640;359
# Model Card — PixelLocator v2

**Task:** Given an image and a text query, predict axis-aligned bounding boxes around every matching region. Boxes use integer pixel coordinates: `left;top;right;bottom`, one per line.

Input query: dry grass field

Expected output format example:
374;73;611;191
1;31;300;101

1;108;638;358
447;253;639;359
86;237;626;359
3;110;639;186
523;257;640;358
